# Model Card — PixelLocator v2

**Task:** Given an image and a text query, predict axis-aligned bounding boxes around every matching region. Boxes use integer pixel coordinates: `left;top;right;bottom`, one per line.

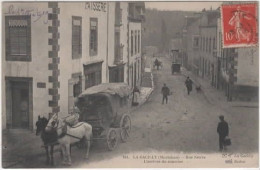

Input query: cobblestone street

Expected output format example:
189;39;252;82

3;56;257;168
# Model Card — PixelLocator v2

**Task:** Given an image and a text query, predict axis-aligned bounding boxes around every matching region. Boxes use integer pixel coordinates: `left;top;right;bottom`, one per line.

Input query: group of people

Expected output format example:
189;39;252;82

161;80;230;152
161;76;193;105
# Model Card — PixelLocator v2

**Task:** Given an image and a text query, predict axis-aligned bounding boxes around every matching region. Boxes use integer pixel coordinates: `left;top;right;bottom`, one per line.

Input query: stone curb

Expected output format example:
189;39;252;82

182;70;258;108
130;71;154;113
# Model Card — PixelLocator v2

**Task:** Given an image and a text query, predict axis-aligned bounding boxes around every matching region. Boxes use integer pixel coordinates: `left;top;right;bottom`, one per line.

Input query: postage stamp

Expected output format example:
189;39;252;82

221;3;258;48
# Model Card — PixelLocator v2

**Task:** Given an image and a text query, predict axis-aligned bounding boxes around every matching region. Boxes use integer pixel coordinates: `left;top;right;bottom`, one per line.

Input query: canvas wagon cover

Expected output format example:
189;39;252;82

79;83;132;98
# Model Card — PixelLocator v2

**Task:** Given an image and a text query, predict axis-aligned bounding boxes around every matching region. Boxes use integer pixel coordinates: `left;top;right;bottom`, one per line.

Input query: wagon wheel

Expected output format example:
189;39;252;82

120;114;131;142
106;128;118;151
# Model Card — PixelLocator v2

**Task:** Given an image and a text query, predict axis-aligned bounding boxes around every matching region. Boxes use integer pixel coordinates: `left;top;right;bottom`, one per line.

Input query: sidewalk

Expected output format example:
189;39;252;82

181;67;258;108
139;71;154;105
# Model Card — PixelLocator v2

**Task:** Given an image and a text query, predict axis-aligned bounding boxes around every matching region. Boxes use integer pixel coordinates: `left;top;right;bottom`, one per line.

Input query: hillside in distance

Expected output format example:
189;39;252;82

143;9;194;52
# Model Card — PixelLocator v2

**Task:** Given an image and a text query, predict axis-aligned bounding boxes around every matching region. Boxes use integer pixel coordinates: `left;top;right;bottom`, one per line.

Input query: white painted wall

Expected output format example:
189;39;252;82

58;2;108;116
107;2;129;83
2;2;50;129
236;47;259;87
128;21;142;87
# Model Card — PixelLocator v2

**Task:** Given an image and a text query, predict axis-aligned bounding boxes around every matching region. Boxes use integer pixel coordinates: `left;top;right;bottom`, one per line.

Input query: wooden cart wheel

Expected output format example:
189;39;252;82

106;128;118;151
120;114;131;142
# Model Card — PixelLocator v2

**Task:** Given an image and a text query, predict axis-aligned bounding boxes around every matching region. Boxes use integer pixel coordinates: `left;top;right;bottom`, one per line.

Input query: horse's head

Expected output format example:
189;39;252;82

35;116;48;136
45;113;59;132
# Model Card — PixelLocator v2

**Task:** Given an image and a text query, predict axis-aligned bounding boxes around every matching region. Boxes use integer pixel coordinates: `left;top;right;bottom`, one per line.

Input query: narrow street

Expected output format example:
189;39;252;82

13;56;258;168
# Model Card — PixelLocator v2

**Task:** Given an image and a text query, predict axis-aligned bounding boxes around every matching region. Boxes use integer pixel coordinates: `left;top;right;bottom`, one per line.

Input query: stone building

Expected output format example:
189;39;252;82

182;7;258;101
198;10;219;85
107;2;128;83
217;19;258;101
128;2;145;88
2;1;145;130
183;15;201;73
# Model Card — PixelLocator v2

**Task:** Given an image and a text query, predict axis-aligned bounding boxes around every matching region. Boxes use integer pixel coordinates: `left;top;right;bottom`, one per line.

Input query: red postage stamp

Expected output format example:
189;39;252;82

221;3;258;48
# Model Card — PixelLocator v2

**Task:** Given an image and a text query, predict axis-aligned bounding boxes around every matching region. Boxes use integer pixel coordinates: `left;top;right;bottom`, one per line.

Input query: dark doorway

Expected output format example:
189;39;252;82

5;77;33;130
11;81;29;128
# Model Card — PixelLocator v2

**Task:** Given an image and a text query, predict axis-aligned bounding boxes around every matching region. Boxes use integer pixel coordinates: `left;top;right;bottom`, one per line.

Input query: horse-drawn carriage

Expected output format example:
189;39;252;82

75;83;133;151
37;83;133;165
171;62;181;74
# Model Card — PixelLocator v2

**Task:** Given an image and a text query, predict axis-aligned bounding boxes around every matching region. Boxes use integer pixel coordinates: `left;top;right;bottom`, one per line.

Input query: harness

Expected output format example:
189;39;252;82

54;119;85;140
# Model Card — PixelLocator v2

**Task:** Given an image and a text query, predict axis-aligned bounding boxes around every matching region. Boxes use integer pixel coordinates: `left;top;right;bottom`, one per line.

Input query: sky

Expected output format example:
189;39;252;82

145;1;223;11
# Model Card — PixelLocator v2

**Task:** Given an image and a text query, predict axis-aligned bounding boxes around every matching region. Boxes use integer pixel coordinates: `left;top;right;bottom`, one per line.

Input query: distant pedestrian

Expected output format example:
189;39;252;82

154;58;159;70
161;83;170;104
185;77;193;95
217;115;229;151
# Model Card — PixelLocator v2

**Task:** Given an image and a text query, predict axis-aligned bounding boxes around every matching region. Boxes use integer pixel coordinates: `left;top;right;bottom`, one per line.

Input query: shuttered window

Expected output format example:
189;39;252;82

138;30;140;53
131;31;133;56
135;30;137;54
90;18;98;56
72;16;82;59
5;16;31;61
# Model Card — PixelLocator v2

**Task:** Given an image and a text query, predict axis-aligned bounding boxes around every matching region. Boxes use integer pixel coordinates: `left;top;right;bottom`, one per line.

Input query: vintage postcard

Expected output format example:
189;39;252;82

1;0;259;168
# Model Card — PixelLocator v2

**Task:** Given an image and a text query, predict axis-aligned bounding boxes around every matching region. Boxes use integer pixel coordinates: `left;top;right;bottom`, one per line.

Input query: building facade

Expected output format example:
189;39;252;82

2;2;145;130
128;2;144;88
107;2;128;83
198;10;219;85
182;8;258;102
217;20;258;101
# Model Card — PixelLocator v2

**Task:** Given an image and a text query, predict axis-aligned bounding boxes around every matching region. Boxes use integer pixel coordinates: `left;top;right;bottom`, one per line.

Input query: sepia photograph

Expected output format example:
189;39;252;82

1;0;259;168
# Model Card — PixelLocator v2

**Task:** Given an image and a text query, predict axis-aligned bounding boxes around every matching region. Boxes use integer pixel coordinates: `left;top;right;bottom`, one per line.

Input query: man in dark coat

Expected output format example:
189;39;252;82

161;83;170;104
217;115;229;151
185;77;193;95
155;58;159;70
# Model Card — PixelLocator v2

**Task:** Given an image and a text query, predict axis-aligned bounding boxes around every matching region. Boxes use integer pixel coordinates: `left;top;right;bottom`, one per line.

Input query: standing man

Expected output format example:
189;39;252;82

161;83;170;104
185;77;193;95
217;115;229;151
132;86;141;106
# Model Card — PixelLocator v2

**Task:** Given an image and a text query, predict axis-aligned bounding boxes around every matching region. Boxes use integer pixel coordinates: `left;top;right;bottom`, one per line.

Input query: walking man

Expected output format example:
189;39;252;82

155;58;159;70
161;83;170;104
217;115;229;151
185;77;193;95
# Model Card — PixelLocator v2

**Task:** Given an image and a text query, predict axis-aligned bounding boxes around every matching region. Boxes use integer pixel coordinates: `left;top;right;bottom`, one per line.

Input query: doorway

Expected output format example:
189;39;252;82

5;77;33;129
12;82;29;128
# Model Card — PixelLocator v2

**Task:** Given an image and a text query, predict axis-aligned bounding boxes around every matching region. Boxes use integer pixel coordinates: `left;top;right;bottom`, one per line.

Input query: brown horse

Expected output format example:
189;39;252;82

36;116;58;165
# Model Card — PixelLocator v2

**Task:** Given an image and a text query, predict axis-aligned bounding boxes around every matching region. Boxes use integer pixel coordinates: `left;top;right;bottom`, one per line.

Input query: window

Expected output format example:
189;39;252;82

135;30;137;54
193;35;199;49
68;73;82;112
109;66;124;83
206;38;208;52
5;15;31;61
203;37;205;51
209;38;211;53
85;71;101;88
138;31;140;53
72;16;82;59
131;31;133;56
84;62;102;89
73;81;81;97
213;37;216;50
90;18;98;56
115;2;122;26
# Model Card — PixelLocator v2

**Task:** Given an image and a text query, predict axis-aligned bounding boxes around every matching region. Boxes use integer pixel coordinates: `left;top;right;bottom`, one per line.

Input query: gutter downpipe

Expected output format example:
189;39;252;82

106;2;109;82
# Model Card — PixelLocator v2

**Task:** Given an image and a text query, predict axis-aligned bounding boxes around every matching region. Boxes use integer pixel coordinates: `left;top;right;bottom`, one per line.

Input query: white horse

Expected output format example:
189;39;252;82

45;113;92;166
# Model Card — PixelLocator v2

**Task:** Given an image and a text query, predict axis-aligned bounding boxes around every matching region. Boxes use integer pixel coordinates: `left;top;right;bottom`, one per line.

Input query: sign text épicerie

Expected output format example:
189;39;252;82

85;2;107;12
